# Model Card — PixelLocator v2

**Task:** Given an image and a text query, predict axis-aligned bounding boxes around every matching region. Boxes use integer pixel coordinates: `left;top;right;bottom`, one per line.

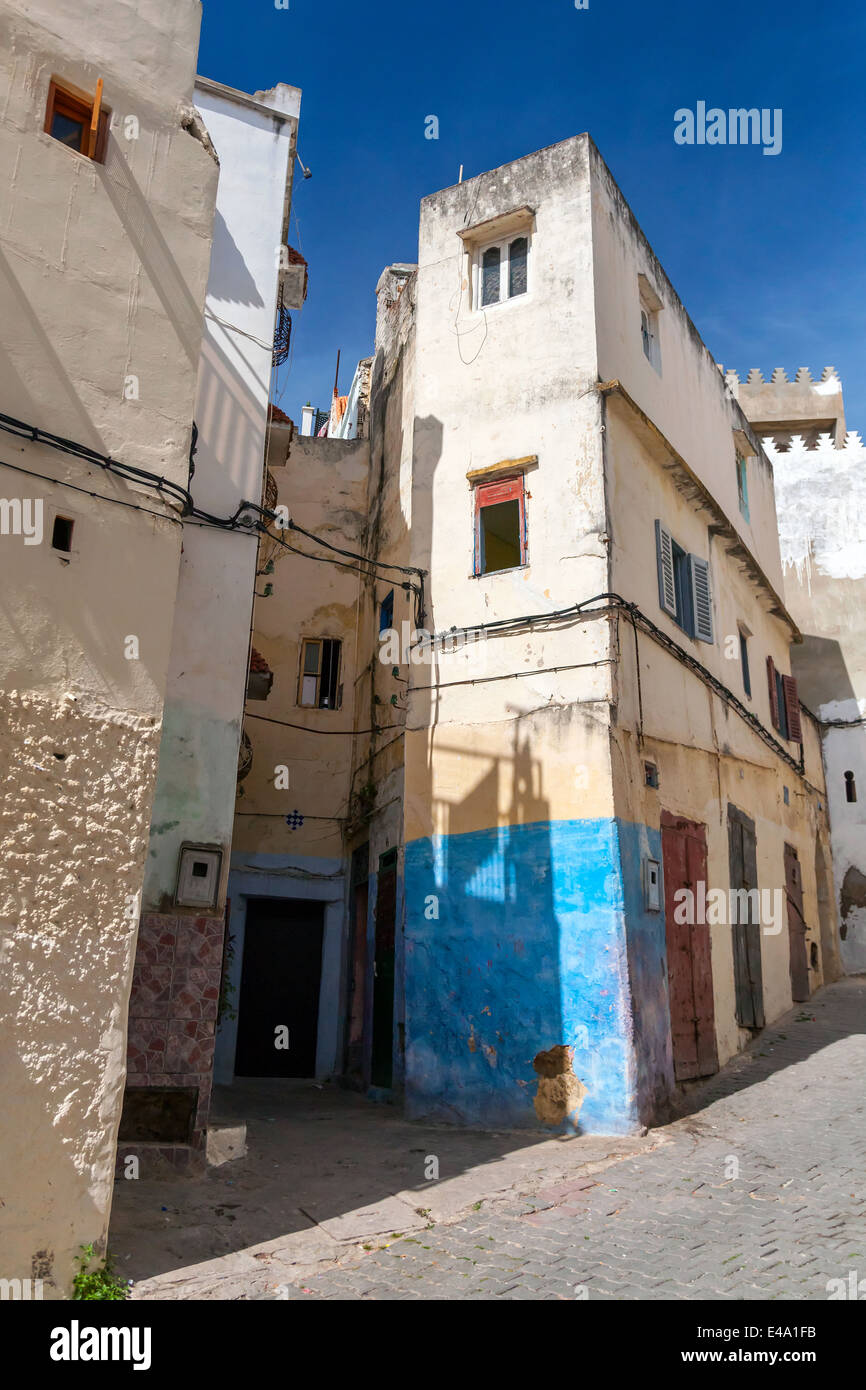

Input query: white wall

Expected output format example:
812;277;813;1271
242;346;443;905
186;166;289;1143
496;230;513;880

0;0;216;1293
143;80;300;909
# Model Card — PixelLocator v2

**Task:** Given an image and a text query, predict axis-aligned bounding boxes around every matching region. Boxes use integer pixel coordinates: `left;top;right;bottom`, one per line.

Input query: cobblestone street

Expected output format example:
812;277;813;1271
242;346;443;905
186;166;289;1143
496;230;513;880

281;978;866;1301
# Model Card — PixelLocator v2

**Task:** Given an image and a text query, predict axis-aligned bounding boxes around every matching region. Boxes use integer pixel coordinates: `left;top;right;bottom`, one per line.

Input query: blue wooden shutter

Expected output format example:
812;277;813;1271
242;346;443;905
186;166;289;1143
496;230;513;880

690;556;714;643
655;520;677;618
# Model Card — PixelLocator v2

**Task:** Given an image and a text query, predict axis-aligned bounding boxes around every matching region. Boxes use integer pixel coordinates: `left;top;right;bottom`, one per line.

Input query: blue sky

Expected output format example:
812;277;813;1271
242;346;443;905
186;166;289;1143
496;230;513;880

199;0;866;429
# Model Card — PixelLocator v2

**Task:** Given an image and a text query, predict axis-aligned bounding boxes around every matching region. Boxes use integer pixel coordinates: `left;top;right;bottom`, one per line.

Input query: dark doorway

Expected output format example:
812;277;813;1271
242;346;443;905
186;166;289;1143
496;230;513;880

344;845;369;1084
234;898;324;1078
371;850;397;1088
784;843;810;1002
661;811;718;1080
727;805;765;1029
119;1087;197;1144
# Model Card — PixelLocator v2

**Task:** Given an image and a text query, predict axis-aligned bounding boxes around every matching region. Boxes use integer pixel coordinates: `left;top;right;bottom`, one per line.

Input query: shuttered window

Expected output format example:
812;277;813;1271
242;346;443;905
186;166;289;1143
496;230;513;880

781;674;802;743
690;557;714;643
766;658;800;741
655;521;713;643
655;522;677;618
767;656;780;730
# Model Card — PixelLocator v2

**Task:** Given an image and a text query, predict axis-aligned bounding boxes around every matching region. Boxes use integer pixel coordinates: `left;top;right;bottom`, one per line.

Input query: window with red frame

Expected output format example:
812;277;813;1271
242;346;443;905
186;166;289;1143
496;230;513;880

474;475;527;575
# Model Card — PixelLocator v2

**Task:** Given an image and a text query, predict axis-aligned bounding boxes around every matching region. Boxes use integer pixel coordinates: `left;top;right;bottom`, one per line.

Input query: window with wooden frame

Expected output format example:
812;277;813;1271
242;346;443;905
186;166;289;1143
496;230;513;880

45;76;109;162
766;655;801;743
474;475;527;575
298;638;342;709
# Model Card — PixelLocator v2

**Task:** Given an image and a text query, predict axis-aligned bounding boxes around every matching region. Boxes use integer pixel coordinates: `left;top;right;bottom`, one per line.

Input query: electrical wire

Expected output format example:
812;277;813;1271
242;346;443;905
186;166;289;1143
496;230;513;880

0;455;183;526
244;712;404;736
0;410;425;595
285;517;425;581
0;411;193;514
409;592;814;784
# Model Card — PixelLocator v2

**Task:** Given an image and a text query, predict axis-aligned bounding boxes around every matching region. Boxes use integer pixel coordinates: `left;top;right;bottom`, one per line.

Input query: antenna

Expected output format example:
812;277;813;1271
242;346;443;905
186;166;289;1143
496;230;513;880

333;349;341;398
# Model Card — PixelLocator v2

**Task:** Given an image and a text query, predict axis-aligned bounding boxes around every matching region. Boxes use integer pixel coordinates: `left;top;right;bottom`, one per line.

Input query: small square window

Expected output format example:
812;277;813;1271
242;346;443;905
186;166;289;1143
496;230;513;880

379;590;394;634
638;275;663;372
298;638;342;709
51;516;74;552
474;476;527;575
45;77;109;163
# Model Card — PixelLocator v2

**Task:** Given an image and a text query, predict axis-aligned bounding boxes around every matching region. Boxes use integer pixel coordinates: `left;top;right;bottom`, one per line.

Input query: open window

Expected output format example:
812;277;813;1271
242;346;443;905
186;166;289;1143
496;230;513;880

474;475;527;575
738;624;752;698
638;273;663;373
766;656;801;743
655;521;713;642
298;638;342;709
45;76;109;162
736;451;750;522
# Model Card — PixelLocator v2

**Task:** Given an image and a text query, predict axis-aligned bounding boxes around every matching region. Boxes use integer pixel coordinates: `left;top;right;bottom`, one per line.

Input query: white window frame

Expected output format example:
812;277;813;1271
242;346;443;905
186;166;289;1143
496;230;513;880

474;232;531;311
638;273;663;374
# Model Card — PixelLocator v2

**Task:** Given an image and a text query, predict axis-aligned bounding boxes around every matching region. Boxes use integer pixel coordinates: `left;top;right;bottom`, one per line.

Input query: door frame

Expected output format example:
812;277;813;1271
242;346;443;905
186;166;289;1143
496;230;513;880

660;810;719;1081
215;860;346;1084
784;842;810;1003
727;804;765;1030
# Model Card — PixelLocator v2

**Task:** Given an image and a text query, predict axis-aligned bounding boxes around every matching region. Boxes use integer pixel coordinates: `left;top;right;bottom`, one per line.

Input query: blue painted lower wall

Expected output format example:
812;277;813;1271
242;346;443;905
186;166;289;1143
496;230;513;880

404;817;674;1134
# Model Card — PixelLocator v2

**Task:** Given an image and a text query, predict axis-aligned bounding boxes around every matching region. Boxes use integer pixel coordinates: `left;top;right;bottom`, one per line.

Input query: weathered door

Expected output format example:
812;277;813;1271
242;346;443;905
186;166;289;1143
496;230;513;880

234;898;324;1077
727;806;765;1029
344;847;369;1084
661;812;718;1080
784;843;810;1002
371;851;397;1088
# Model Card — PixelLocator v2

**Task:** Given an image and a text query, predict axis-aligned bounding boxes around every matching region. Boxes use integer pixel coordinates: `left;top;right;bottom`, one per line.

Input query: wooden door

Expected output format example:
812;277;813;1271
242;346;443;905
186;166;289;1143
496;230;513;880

661;812;718;1080
784;844;810;1002
727;806;765;1029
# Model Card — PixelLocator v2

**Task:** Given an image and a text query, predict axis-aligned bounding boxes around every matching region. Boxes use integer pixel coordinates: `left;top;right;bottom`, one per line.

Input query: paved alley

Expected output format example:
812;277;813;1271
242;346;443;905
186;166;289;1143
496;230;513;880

277;977;866;1301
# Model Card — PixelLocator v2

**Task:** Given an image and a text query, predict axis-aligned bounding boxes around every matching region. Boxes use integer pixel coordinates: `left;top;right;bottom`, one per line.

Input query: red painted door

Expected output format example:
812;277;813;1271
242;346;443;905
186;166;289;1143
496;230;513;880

661;812;718;1081
784;844;810;1003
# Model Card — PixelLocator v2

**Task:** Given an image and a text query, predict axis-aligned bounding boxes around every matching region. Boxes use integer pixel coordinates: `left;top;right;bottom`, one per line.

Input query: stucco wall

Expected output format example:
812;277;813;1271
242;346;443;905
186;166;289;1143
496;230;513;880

0;0;217;1293
763;431;866;972
588;142;784;598
0;691;161;1291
